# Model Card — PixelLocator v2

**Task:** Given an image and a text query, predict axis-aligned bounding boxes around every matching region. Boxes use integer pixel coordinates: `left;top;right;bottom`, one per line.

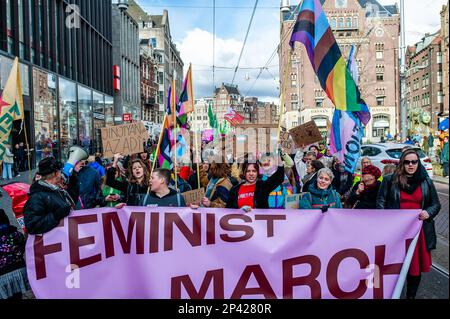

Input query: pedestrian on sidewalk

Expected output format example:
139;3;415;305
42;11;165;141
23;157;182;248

0;209;31;299
427;132;434;158
12;144;21;177
376;149;441;299
441;136;449;178
2;145;14;181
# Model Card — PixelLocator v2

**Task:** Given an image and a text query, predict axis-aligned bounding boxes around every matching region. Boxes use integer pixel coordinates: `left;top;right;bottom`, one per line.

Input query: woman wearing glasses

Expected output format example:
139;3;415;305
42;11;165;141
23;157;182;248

347;165;382;209
377;149;441;299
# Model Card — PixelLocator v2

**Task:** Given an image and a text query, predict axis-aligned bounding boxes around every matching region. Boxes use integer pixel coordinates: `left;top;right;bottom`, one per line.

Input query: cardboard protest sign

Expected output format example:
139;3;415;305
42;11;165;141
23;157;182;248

181;188;205;206
284;193;305;209
289;121;323;148
279;131;295;154
101;122;149;158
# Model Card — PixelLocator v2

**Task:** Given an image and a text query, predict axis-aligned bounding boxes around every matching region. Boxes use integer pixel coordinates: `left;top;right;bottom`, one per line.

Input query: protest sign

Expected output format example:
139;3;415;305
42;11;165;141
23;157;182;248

181;188;205;206
284;193;305;209
26;207;421;299
101;122;149;158
279;131;295;154
289;121;323;148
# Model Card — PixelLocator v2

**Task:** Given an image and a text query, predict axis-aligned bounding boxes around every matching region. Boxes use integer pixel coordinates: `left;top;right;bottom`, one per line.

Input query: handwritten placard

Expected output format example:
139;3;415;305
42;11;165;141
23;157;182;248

279;131;295;154
182;188;205;206
101;122;149;158
284;193;306;209
289;121;323;148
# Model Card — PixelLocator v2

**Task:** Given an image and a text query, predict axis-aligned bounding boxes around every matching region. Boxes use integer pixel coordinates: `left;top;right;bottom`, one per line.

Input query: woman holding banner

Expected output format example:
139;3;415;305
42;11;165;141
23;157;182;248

105;154;150;207
299;168;342;211
376;149;441;299
226;150;289;211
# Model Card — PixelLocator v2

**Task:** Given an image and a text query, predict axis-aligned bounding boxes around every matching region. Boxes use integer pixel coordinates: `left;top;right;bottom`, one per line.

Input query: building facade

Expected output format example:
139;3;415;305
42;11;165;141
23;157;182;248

213;83;243;125
279;0;400;142
441;2;449;120
140;39;159;123
0;0;114;165
112;4;140;122
405;33;444;134
129;4;184;124
190;97;213;132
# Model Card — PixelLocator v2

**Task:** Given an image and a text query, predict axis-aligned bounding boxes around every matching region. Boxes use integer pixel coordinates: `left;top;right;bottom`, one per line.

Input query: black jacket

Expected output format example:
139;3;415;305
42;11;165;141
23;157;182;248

376;173;441;250
23;182;74;234
226;166;285;209
140;188;186;207
347;181;381;209
331;167;354;196
68;166;104;210
106;167;148;206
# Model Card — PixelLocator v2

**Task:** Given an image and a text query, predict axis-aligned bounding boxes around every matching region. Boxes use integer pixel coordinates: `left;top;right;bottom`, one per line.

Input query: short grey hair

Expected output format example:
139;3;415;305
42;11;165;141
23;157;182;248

317;167;334;181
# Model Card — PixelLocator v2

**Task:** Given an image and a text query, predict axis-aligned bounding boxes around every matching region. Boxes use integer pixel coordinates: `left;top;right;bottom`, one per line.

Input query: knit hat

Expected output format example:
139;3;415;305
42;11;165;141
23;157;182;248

362;165;382;180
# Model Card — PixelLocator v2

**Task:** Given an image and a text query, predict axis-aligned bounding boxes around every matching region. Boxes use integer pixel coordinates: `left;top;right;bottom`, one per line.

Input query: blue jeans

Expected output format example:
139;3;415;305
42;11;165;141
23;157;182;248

443;162;449;177
2;162;13;179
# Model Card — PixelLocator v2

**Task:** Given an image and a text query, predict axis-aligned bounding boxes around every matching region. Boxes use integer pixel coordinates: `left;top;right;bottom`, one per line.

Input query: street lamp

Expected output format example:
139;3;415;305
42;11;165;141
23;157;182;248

116;0;129;11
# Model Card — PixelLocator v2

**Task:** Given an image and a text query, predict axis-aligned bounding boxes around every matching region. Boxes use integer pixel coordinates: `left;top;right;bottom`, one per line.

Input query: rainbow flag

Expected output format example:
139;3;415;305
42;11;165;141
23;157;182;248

0;57;24;161
177;64;194;128
289;0;370;125
158;116;173;170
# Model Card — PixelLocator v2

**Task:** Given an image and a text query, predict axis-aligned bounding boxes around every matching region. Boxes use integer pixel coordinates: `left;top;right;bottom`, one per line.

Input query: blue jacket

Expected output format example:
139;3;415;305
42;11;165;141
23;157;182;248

89;161;106;178
299;183;342;210
68;166;104;210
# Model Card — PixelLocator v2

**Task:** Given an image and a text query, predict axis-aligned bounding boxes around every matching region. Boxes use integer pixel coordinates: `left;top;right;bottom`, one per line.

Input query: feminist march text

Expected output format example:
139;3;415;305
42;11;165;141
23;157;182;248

26;208;422;299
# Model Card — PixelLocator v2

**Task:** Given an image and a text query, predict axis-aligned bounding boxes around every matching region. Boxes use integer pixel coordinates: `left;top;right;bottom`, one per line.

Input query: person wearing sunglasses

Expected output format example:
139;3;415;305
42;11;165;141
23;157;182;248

377;149;441;299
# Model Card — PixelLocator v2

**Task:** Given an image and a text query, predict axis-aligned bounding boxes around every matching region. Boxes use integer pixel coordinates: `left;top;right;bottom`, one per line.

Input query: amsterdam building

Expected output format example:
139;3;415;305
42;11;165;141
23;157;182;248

0;0;113;165
279;0;400;142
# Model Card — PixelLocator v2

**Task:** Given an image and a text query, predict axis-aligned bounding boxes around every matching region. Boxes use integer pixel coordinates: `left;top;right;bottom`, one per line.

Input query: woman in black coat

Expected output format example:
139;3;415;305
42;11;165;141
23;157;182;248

376;149;441;299
347;165;382;209
226;151;289;210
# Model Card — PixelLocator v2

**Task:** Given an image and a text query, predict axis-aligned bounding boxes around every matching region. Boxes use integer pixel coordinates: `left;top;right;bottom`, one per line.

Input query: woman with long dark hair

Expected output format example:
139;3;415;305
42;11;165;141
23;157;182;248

377;149;441;299
106;154;150;207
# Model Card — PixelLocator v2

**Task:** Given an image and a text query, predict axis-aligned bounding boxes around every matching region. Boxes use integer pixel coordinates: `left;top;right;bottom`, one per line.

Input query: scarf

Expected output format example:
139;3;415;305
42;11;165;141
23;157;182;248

309;182;332;199
205;177;219;198
399;164;427;195
302;172;317;185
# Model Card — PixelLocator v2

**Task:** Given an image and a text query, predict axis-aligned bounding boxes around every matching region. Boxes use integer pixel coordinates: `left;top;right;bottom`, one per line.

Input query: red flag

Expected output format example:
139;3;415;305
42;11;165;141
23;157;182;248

224;107;244;126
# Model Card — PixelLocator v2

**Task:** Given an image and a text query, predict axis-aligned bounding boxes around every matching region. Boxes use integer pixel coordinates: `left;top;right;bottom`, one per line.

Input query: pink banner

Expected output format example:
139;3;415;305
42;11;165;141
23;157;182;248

25;207;422;299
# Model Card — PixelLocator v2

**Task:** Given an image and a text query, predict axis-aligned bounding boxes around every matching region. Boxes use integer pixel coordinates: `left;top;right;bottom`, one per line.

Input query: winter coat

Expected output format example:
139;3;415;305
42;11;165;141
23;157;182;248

0;225;26;276
441;142;449;163
347;181;381;209
376;173;441;251
68;166;104;210
170;176;192;193
299;183;343;210
206;177;233;208
88;162;106;178
23;181;74;234
331;166;354;196
140;188;186;207
3;148;14;164
226;166;285;209
106;167;148;206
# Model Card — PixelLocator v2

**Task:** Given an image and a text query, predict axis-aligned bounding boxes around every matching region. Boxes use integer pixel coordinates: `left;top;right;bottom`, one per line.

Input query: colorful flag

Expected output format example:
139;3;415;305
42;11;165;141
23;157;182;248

224;107;244;126
208;103;218;129
329;44;364;174
289;0;370;125
166;80;177;128
0;57;24;161
177;64;194;128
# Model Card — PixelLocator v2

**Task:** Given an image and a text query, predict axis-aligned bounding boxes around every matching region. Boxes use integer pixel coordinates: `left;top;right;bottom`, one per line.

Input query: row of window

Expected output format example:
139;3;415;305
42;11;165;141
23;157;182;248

329;16;359;30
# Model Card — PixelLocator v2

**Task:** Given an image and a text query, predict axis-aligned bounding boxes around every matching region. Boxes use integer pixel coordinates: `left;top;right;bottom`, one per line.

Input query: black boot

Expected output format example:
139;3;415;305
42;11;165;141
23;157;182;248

406;274;421;299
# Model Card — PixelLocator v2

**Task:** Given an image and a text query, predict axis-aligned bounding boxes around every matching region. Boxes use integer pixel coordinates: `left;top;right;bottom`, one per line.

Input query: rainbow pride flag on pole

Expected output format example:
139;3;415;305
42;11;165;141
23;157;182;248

289;0;370;125
0;57;24;161
177;64;194;128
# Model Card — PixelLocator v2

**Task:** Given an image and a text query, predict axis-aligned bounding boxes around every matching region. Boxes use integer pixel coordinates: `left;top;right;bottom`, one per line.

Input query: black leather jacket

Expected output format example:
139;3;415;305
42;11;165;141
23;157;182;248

376;174;441;250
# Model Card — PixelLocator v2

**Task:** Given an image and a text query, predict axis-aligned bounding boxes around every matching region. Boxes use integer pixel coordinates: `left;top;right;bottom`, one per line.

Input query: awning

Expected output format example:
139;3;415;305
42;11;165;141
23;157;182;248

438;118;449;131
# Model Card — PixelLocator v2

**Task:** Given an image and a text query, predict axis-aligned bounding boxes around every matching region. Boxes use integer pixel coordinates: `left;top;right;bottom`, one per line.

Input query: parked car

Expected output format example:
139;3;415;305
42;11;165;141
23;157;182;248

358;143;434;178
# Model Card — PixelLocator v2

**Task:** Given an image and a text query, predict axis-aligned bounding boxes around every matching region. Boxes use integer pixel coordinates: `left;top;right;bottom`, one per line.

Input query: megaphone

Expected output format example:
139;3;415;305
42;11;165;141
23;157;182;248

62;146;89;177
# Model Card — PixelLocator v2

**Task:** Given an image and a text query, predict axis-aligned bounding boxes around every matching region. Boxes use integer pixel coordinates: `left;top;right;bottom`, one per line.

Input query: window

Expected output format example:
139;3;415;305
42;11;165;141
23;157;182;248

377;73;384;81
315;99;324;107
437;52;443;64
346;17;352;28
157;72;164;85
376;97;385;106
438;91;444;104
291;102;299;110
331;18;337;29
376;51;383;60
353;17;359;28
291;93;298;101
59;78;77;161
78;86;93;153
338;18;344;29
437;71;443;84
105;96;114;126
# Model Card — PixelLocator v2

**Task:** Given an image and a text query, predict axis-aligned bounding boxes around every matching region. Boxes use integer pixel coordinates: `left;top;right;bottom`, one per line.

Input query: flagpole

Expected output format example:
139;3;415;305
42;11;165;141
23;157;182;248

189;64;201;189
173;84;178;191
150;115;166;175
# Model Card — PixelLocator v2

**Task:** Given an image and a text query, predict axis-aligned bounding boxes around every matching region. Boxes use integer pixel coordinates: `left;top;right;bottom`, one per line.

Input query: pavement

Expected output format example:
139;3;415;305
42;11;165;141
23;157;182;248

0;169;448;299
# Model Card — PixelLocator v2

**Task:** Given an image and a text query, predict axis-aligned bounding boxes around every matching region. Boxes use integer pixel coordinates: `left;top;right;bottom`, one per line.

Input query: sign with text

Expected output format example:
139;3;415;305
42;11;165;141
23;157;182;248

122;113;132;122
279;131;295;154
101;122;149;158
289;121;323;148
181;188;205;206
26;207;421;299
284;193;304;209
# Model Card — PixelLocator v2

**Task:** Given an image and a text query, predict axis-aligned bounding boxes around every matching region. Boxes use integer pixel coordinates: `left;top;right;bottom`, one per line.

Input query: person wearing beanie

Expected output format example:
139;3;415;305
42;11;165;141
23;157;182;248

23;157;75;234
347;165;382;209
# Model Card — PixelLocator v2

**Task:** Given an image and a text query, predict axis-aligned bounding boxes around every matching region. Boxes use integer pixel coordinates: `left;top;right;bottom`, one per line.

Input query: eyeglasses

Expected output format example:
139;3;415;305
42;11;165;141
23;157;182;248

404;160;419;165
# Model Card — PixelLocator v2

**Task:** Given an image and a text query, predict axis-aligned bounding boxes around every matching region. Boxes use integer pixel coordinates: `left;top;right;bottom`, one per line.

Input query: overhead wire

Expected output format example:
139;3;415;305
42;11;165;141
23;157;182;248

231;0;259;86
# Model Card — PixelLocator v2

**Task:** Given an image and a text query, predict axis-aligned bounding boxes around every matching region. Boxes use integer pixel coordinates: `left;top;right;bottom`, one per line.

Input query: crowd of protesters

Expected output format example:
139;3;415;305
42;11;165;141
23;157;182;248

0;134;444;300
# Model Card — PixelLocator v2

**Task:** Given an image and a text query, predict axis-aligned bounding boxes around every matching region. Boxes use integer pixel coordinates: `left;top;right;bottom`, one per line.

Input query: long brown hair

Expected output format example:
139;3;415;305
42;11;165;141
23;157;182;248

209;162;231;179
127;159;150;186
393;148;420;188
240;162;260;180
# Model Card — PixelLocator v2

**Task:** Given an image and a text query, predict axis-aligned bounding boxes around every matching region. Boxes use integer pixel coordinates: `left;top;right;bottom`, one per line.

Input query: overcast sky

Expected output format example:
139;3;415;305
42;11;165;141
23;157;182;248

136;0;447;102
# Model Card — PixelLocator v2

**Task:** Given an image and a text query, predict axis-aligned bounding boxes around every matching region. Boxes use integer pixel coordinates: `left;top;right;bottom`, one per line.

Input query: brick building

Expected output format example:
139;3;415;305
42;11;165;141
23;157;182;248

213;83;243;125
279;0;400;141
405;32;444;134
441;2;449;121
140;39;159;123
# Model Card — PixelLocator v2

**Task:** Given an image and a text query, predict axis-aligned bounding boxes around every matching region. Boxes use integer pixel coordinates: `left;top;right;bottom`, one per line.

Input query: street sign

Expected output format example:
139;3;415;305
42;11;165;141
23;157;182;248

122;113;132;122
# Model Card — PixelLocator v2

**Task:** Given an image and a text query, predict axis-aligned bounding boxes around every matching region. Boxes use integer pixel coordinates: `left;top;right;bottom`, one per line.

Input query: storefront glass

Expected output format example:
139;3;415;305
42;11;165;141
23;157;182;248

33;68;58;164
105;95;114;126
59;78;77;161
93;91;105;154
78;85;93;153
